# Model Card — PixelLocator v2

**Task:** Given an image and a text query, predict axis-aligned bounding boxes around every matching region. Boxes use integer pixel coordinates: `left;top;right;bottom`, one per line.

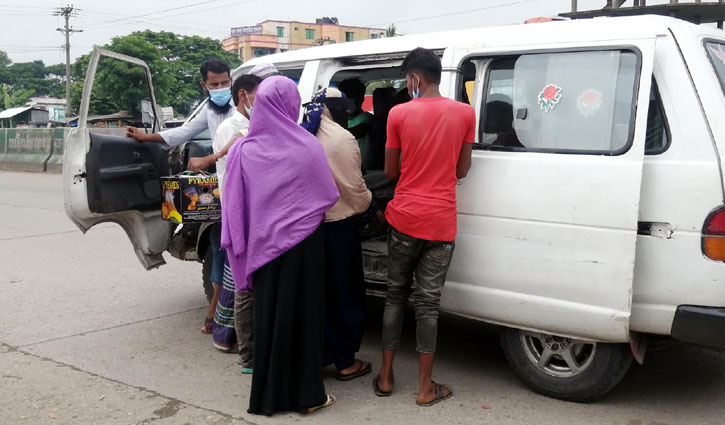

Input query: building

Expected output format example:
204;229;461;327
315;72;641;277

0;106;50;128
222;17;386;62
27;97;66;122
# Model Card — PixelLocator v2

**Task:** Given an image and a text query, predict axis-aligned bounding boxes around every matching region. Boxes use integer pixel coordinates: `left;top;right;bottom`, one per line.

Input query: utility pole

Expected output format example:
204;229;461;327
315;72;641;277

53;5;82;117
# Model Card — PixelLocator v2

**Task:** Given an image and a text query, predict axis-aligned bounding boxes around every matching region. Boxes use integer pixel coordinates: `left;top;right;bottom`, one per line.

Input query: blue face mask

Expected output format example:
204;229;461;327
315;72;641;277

208;87;232;106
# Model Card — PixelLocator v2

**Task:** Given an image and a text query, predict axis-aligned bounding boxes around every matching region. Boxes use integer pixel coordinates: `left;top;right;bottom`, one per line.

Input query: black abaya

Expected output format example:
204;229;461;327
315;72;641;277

248;226;327;416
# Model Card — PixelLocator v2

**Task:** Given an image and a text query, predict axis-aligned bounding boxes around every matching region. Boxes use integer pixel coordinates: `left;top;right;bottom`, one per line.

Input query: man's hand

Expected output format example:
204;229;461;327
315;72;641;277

126;126;144;141
188;154;217;172
126;126;164;144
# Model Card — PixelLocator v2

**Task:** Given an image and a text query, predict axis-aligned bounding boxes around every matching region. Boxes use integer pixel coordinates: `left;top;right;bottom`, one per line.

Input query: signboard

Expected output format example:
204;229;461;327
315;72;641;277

161;107;174;121
231;26;263;37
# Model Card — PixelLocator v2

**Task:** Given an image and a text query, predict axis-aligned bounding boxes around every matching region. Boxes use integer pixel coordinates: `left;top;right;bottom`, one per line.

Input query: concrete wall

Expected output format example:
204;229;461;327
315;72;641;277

0;127;127;173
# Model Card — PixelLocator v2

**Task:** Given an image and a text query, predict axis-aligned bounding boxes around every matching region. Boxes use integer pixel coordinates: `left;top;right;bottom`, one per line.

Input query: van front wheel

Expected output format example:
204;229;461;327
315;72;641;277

501;327;632;402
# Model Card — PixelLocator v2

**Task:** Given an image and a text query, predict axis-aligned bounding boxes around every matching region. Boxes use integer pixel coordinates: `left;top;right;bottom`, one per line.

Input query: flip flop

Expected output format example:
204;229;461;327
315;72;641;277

416;381;453;407
307;394;336;414
372;374;394;397
200;317;213;334
336;360;372;381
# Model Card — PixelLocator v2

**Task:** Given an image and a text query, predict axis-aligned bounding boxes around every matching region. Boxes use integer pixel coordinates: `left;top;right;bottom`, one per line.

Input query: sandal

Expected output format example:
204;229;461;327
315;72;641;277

307;394;336;414
336;360;372;381
200;317;213;334
372;374;394;397
416;381;453;407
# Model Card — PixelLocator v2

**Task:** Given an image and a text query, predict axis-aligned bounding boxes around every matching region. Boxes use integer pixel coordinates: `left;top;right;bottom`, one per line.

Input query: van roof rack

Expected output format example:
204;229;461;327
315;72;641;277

560;1;725;28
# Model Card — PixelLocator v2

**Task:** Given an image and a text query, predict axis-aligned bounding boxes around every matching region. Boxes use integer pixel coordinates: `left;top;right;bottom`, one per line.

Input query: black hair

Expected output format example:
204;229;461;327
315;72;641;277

200;60;231;81
232;74;263;106
401;47;442;85
337;78;366;103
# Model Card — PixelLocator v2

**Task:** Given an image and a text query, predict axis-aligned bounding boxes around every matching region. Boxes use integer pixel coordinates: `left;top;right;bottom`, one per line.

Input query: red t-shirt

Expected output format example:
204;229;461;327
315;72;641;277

385;97;475;241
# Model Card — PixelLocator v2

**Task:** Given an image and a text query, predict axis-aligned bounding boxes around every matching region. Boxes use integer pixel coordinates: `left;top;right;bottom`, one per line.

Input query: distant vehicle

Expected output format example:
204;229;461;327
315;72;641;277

64;16;725;402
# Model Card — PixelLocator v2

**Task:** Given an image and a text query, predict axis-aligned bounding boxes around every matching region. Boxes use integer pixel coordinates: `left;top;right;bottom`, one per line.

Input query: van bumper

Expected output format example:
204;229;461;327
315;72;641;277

671;305;725;348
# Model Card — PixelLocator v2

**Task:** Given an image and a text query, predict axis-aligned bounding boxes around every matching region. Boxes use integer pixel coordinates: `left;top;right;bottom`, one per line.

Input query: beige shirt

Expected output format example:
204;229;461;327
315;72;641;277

316;113;372;222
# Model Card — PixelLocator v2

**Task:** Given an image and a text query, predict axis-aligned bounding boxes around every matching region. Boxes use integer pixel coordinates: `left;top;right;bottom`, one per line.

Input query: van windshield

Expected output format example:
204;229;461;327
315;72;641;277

705;41;725;95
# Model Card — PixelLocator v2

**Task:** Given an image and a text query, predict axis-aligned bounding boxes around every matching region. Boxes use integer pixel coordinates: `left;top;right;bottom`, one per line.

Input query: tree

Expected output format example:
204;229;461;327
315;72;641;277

0;50;10;67
69;30;240;117
0;83;35;110
386;23;401;38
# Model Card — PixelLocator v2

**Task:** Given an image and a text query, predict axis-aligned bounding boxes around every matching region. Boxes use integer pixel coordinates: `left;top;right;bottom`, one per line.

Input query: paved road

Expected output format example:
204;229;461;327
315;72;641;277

1;171;724;425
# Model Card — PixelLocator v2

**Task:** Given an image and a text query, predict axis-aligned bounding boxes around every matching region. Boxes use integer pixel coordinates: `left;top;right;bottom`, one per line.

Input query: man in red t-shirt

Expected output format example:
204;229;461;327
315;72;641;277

373;48;475;406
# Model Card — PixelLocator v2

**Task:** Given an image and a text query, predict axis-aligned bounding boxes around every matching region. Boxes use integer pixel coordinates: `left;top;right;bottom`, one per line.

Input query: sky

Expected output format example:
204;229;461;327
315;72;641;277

0;0;681;66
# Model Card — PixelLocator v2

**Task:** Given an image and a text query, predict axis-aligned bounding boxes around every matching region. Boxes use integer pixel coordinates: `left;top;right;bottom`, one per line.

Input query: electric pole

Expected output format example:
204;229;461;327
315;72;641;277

53;5;82;117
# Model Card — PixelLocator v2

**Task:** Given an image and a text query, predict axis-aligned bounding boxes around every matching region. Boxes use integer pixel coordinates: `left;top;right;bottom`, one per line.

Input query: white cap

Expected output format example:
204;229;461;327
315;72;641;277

248;63;278;78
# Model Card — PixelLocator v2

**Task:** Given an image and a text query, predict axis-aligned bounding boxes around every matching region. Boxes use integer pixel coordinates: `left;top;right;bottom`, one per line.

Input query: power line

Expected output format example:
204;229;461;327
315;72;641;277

82;0;260;33
82;0;224;31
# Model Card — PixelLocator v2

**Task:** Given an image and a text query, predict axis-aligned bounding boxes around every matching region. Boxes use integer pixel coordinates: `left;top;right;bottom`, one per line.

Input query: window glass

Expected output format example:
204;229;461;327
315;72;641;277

306;29;315;40
277;27;284;37
346;32;354;42
644;80;669;155
705;41;725;96
481;50;638;153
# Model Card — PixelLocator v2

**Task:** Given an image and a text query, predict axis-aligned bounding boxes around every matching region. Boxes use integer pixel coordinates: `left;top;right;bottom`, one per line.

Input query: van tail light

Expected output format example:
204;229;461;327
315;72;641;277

703;207;725;261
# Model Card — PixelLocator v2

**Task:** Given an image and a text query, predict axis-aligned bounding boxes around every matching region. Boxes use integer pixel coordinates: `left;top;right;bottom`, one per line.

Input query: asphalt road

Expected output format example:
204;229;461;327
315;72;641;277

1;171;724;425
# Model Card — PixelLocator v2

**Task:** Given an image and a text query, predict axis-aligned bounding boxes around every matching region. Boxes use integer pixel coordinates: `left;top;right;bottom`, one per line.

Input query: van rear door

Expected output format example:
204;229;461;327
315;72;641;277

63;48;171;270
444;37;657;342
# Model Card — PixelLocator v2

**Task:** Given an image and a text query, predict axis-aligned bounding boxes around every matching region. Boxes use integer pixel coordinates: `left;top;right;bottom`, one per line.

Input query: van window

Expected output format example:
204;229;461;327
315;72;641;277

705;41;725;96
479;50;638;154
645;80;669;155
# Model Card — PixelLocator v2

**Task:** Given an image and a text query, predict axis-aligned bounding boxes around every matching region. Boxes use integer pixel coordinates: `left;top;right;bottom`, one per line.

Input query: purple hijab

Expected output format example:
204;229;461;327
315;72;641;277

221;76;339;291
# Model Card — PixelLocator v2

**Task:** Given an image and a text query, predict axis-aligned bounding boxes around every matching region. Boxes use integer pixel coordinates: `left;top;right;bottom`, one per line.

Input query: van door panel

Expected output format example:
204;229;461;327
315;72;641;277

444;39;656;342
85;133;168;214
63;48;171;270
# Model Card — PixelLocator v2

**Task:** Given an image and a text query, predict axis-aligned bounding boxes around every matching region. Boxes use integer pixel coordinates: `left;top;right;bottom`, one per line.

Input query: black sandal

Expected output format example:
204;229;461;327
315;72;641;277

336;360;372;381
373;374;394;397
416;381;453;407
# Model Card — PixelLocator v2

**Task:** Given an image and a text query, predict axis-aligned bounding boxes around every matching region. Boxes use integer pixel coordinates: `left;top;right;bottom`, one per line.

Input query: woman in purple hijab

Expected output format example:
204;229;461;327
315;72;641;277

221;76;339;416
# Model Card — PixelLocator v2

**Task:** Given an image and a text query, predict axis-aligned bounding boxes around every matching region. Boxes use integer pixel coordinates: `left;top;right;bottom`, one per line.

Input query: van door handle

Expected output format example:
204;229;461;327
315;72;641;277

638;222;673;239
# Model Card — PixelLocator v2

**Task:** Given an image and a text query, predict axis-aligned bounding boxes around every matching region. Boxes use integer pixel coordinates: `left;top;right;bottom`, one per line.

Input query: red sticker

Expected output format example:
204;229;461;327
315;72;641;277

538;84;562;112
577;89;602;117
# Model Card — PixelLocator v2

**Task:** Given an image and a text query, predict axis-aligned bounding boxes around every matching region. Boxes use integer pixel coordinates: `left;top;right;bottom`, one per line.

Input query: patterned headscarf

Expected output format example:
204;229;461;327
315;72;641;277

302;88;329;135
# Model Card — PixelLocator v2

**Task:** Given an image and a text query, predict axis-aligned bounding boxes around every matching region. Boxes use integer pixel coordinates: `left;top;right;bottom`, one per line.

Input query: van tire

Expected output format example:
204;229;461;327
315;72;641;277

500;327;633;402
201;247;214;303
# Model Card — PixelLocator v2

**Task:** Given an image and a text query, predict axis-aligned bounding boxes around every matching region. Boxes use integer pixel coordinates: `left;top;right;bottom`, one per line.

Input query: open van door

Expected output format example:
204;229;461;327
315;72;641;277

445;36;658;343
63;48;171;270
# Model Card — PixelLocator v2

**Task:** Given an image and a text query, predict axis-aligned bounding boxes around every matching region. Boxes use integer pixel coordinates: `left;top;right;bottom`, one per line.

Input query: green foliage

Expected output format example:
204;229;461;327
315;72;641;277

69;30;240;117
0;50;11;67
0;50;64;99
0;83;35;110
386;24;401;37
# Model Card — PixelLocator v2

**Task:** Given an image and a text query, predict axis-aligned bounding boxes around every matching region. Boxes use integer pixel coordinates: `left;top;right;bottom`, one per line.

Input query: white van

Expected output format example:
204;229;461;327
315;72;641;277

63;15;725;402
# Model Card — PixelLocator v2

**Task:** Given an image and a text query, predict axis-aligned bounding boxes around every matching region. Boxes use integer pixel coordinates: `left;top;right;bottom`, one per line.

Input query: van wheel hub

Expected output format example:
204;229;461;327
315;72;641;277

520;331;597;378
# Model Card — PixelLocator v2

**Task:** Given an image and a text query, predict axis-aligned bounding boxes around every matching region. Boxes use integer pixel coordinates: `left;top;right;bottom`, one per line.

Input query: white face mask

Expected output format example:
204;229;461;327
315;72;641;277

244;98;253;117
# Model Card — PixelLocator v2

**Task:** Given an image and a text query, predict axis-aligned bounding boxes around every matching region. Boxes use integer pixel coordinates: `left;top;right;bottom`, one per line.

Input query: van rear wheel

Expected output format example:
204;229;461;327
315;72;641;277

500;327;632;402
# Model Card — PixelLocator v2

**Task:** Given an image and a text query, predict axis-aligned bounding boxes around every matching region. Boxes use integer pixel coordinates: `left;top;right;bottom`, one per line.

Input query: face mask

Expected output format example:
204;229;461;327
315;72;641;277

208;87;232;106
244;98;253;117
410;75;421;100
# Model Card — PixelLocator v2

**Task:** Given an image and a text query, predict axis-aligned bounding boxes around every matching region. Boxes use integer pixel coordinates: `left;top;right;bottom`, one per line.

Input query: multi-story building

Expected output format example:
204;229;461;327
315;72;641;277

222;17;386;62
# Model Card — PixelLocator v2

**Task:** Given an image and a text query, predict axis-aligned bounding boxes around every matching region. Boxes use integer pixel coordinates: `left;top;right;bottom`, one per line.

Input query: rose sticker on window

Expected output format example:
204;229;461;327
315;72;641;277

538;84;562;112
577;89;602;117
